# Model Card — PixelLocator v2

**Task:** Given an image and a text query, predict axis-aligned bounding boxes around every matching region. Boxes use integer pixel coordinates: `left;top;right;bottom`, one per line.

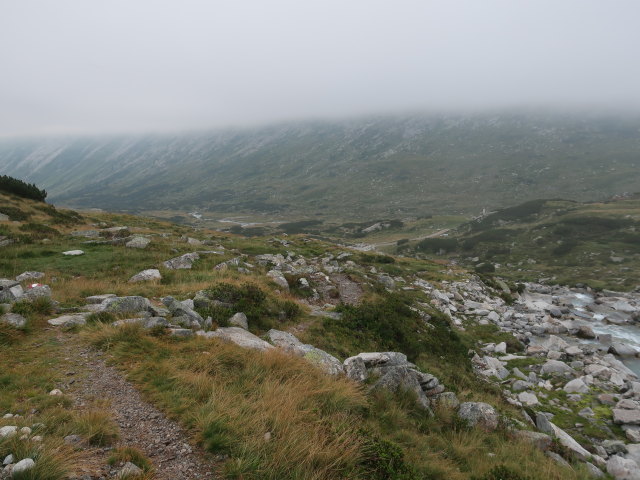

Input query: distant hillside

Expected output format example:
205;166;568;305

400;195;640;291
1;113;639;218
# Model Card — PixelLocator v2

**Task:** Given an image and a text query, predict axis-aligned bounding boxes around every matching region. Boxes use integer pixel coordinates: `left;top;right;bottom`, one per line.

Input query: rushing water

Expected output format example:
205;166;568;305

565;292;640;376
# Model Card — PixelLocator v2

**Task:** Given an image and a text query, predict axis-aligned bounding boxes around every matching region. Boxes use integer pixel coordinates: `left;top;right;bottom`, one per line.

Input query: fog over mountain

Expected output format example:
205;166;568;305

1;0;640;137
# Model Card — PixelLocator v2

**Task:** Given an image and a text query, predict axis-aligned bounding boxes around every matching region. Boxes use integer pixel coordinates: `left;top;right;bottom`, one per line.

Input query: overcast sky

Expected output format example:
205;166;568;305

1;0;639;137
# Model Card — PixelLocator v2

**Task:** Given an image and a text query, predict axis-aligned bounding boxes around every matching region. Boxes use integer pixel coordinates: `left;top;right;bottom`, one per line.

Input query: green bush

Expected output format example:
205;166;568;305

332;293;468;364
359;431;418;480
198;282;299;331
416;237;458;253
19;222;60;238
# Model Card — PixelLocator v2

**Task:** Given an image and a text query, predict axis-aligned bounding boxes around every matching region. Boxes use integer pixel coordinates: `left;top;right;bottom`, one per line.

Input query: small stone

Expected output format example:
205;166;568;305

49;389;63;396
2;454;14;465
118;462;143;478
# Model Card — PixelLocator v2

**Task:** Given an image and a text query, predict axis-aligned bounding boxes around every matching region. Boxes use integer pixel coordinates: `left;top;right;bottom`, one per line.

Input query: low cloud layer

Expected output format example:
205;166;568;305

1;0;639;137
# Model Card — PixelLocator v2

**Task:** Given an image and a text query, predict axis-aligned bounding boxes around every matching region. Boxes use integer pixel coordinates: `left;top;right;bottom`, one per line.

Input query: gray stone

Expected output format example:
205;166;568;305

613;409;640;425
0;426;17;438
0;313;27;329
118;461;143;478
104;296;153;314
607;455;640;480
457;402;499;431
2;454;13;465
577;325;597;339
564;378;589;394
431;392;460;409
355;352;409;368
343;356;368;382
610;343;639;357
265;329;343;375
378;275;395;289
129;269;161;283
125;236;151;249
584;462;604;478
162;296;203;327
21;284;51;300
603;440;628;455
518;391;539;406
12;458;35;475
15;271;44;282
0;279;23;302
371;366;430;410
163;252;200;270
204;327;273;351
85;294;116;304
541;359;575;376
266;270;289;291
228;312;248;329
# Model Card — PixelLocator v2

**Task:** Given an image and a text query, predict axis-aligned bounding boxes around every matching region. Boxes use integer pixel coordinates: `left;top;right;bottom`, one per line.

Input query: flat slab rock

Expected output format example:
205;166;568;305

47;314;88;327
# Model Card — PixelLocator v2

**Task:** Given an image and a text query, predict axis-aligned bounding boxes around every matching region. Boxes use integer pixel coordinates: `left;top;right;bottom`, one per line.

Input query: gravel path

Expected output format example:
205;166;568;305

65;340;217;479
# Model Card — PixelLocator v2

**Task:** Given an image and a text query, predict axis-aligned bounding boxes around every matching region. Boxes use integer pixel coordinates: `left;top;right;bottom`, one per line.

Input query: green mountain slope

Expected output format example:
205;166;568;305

399;195;640;291
1;113;639;218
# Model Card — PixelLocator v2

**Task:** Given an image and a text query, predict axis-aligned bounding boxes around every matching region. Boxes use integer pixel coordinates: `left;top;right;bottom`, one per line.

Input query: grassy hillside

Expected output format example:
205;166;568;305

0;193;591;479
397;195;640;291
1;113;639;220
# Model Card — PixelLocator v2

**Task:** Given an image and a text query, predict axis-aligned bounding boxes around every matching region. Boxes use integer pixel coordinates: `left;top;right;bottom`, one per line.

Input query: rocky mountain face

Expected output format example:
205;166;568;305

1;113;639;218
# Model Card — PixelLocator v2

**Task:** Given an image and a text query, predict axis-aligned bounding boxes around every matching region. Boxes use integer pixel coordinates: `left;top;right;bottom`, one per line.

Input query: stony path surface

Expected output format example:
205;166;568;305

62;336;217;479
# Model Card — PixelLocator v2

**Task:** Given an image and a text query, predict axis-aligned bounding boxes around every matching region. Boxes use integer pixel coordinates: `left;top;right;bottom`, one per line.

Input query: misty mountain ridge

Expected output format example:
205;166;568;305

1;112;639;219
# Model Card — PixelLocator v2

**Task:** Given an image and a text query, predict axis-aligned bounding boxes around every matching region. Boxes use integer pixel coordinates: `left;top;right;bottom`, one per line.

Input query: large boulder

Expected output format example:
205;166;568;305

163;252;200;270
265;329;343;375
201;327;273;351
457;402;499;431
